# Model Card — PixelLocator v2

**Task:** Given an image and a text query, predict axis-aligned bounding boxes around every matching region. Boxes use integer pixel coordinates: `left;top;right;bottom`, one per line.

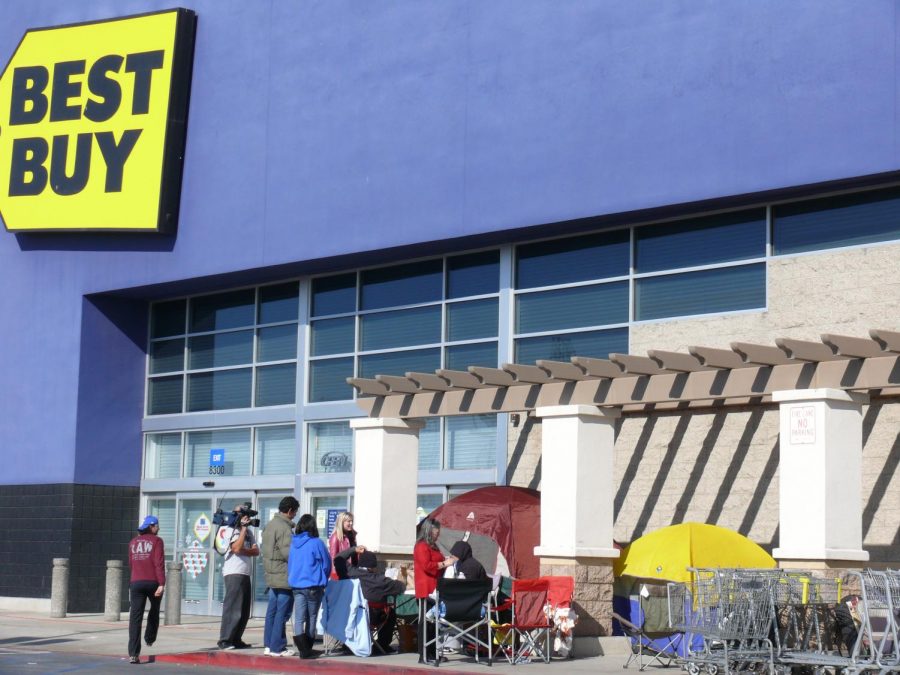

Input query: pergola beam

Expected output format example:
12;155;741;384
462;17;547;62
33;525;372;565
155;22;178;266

349;331;900;418
354;354;900;418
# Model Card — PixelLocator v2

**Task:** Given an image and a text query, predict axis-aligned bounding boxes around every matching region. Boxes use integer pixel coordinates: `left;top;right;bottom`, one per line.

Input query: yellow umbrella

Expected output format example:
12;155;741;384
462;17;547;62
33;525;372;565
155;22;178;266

614;522;775;583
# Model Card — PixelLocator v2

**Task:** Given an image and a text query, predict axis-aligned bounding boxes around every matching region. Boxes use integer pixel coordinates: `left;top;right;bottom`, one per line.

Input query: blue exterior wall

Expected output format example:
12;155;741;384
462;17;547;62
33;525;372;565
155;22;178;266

2;0;899;485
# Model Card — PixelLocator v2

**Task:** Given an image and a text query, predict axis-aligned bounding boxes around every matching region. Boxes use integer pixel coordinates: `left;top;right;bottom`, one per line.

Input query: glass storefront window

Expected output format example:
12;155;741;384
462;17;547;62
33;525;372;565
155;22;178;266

255;364;296;407
188;331;253;370
190;289;255;333
257;324;298;362
446;251;500;298
446;299;498;341
416;493;443;523
148;376;183;415
516;282;628;334
145;433;182;479
187;369;253;412
310;494;350;543
258;282;300;323
360;259;442;311
516;230;629;289
446;415;496;469
147;498;176;557
185;428;252;478
515;327;628;365
311;273;356;317
255;425;296;475
445;343;497;371
150;299;186;339
359;306;441;351
308;357;354;403
307;422;352;473
149;338;184;374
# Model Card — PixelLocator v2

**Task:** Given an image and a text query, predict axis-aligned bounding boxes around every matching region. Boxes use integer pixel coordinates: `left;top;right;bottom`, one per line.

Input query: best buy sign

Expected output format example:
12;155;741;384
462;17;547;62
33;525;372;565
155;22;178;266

0;9;196;232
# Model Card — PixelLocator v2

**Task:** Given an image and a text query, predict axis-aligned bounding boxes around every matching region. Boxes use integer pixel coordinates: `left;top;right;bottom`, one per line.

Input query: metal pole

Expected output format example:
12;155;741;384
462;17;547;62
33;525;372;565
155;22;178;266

50;558;69;618
104;560;123;621
164;561;182;626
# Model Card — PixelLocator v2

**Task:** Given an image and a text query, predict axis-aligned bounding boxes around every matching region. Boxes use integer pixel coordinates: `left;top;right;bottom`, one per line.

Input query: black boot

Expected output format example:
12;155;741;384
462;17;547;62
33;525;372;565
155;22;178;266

293;634;315;659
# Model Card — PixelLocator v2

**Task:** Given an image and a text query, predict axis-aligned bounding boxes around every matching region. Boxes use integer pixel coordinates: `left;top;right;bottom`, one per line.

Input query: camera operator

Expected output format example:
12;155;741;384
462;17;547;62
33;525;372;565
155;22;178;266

217;503;260;650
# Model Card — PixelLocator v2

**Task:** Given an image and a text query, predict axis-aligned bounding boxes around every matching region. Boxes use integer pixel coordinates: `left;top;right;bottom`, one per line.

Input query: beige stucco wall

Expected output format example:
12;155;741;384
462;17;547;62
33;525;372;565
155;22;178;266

507;242;900;562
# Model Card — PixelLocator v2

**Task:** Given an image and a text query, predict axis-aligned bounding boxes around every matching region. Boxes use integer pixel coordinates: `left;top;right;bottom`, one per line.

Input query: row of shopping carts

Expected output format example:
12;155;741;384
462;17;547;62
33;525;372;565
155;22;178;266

666;567;900;675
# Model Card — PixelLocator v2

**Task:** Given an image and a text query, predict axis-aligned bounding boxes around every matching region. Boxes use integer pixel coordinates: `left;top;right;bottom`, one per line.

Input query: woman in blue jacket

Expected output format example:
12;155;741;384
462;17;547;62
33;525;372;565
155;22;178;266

287;514;332;658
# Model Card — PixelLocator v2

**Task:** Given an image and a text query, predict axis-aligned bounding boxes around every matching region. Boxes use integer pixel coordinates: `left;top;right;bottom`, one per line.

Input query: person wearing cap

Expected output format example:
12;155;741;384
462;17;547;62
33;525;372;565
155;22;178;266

127;515;166;664
342;550;407;653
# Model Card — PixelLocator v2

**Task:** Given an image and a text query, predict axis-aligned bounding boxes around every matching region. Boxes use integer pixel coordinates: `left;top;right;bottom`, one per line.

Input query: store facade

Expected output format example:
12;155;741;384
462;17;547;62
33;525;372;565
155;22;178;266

1;1;898;617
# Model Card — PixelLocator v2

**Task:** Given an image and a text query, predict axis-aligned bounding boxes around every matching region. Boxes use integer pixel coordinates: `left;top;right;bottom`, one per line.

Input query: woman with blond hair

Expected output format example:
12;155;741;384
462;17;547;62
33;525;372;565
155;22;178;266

327;511;364;580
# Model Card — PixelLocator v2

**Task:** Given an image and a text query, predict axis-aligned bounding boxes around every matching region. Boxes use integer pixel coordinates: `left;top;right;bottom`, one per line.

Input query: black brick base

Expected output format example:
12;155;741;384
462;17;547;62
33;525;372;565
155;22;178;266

0;483;139;612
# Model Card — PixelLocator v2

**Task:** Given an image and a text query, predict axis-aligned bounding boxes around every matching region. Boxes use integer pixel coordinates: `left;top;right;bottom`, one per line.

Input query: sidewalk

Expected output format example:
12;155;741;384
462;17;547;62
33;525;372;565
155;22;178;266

0;610;635;674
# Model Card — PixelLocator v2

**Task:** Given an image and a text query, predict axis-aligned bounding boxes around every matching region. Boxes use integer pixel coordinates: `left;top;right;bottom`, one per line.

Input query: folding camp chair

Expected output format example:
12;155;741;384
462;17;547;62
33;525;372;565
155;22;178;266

544;575;576;658
496;578;552;664
424;577;494;667
367;597;396;655
613;611;678;670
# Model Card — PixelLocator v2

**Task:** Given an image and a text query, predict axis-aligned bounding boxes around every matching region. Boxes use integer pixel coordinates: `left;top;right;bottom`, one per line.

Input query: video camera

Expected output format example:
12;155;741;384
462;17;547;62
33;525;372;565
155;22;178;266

212;501;260;528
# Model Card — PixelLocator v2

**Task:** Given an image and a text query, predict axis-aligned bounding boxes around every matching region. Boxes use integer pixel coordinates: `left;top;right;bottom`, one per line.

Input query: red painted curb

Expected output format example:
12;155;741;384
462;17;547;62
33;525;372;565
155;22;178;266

154;650;475;674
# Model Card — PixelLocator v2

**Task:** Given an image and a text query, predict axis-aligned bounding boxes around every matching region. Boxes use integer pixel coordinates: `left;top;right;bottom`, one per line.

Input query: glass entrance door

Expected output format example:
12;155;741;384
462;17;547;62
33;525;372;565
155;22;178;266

177;492;252;616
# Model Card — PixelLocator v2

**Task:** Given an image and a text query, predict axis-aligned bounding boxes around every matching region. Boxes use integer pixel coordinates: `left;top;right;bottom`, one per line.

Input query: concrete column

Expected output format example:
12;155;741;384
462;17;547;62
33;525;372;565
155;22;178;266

533;405;620;559
50;558;69;618
350;417;424;555
104;560;123;621
772;388;869;566
164;561;182;625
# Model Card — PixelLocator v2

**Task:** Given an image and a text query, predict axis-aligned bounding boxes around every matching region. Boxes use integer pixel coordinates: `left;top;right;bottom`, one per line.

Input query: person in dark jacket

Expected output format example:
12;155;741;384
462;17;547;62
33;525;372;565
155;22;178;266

127;515;166;664
342;550;407;652
834;595;863;654
448;540;487;580
287;514;332;659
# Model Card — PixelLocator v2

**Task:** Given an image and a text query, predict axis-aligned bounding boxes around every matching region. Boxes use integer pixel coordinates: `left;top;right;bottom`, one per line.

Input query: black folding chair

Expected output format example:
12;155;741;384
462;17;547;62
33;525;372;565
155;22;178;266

423;578;494;667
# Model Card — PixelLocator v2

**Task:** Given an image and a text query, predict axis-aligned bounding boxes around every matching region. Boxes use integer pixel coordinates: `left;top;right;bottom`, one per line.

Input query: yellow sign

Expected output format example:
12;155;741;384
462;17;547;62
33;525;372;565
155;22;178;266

0;9;196;232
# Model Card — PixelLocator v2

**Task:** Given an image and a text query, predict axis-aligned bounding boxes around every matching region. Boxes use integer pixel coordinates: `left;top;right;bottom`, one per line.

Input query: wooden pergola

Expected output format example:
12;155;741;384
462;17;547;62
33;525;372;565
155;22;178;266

348;329;900;417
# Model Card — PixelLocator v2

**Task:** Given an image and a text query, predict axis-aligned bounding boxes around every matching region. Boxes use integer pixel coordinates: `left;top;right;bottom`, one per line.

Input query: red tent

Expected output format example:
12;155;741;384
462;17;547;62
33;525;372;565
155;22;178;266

426;486;541;579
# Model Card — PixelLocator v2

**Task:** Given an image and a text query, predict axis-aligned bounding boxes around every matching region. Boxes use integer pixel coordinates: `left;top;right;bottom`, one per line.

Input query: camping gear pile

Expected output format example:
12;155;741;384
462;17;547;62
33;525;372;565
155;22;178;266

423;487;577;661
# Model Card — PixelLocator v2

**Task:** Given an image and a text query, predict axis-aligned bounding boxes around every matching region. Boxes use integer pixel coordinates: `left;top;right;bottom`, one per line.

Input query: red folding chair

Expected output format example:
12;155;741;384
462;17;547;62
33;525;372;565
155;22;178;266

544;575;575;658
496;578;552;664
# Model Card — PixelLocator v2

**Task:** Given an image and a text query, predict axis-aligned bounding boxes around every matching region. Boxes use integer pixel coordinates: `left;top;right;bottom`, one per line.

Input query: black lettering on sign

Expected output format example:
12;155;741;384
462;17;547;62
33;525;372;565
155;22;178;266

9;66;49;125
125;50;164;115
49;59;86;122
95;129;141;192
50;133;92;195
8;137;49;196
83;54;124;123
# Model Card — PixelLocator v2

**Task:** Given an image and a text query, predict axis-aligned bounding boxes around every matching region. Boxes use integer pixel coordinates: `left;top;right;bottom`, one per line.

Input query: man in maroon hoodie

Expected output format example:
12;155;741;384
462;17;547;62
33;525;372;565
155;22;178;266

128;515;166;664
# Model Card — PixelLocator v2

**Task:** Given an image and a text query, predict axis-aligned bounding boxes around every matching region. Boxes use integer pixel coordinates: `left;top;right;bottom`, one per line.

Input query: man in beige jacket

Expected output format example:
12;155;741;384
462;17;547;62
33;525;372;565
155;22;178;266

262;496;299;657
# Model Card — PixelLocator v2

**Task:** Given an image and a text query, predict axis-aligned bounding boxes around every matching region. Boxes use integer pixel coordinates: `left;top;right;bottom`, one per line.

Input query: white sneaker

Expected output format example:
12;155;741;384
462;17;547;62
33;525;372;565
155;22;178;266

263;647;271;656
273;649;295;657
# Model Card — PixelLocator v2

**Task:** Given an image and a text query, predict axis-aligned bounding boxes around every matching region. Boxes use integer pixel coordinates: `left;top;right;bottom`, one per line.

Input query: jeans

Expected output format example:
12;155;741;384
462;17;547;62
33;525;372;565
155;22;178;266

293;586;324;640
219;574;252;645
263;588;294;653
128;581;161;658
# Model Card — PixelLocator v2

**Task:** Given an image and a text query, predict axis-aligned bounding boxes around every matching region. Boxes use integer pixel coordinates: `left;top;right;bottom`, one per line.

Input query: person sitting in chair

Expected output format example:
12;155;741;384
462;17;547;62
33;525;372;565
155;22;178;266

448;541;486;580
339;549;407;653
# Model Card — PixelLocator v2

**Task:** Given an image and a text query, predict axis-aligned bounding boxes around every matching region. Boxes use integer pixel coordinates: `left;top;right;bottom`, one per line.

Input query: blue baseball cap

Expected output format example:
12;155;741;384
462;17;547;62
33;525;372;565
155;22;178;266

139;515;159;530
